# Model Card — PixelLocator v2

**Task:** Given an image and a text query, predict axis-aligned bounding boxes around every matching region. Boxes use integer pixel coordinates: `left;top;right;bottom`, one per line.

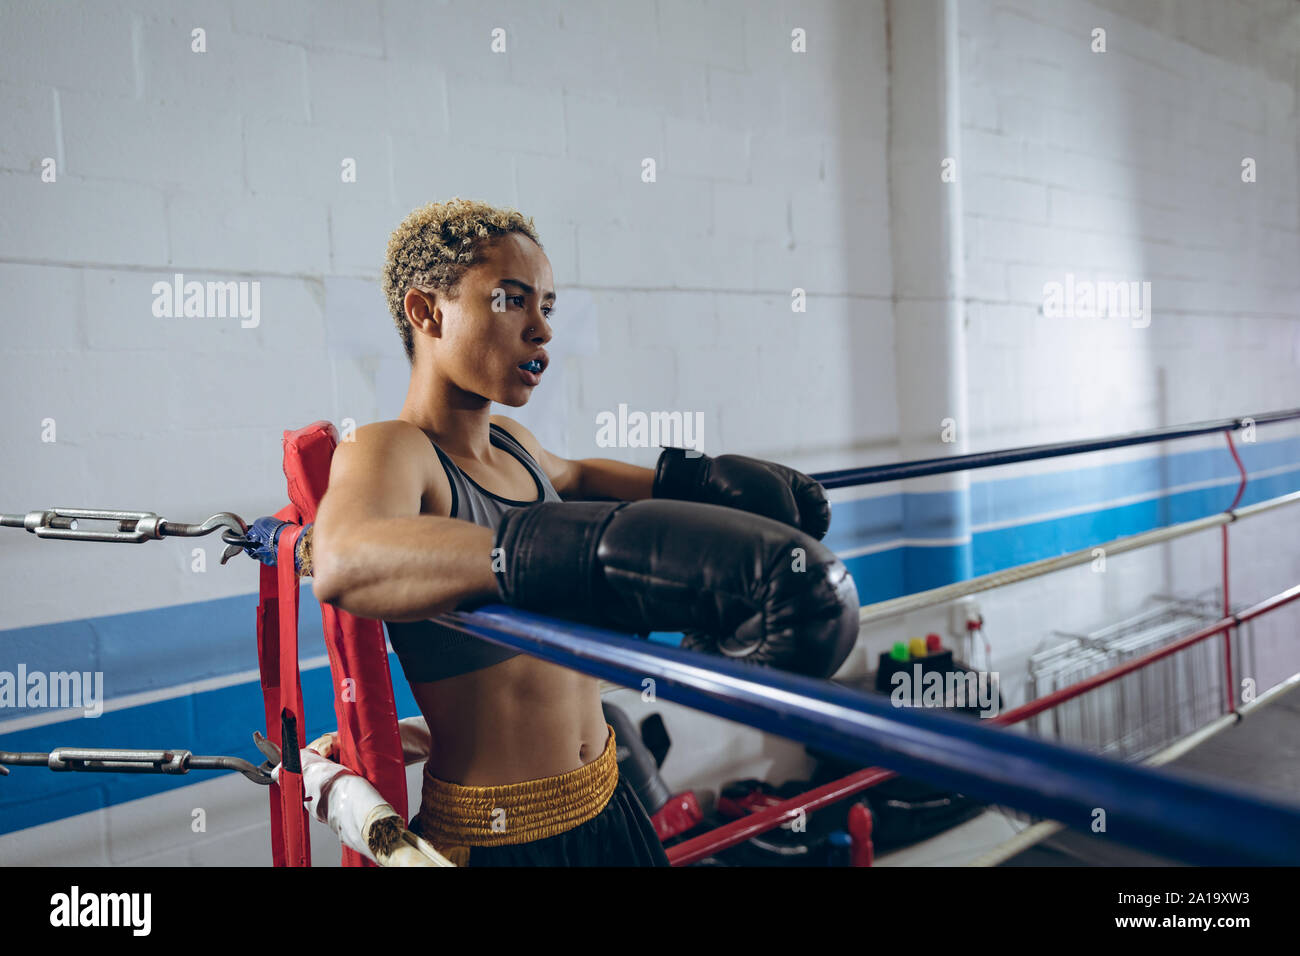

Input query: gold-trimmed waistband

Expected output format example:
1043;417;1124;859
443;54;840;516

413;725;619;855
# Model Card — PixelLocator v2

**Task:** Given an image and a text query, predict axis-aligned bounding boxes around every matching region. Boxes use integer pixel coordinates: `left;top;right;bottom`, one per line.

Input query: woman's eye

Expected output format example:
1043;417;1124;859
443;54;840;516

505;295;553;318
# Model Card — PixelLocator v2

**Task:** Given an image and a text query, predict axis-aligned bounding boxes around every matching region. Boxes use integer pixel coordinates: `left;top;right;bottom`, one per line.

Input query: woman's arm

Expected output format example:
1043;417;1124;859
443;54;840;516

310;421;499;622
571;457;654;500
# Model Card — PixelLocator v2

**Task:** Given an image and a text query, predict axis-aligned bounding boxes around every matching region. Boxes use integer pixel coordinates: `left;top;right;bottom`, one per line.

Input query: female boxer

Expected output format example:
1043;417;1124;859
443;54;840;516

283;198;859;865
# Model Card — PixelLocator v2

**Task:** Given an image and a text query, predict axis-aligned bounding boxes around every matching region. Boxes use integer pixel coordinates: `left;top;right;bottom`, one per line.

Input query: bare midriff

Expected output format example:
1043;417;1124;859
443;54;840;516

410;656;609;785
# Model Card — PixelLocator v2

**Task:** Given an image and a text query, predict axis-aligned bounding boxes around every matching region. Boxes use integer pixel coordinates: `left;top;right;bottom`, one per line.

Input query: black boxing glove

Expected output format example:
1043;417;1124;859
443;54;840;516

492;499;859;678
652;447;831;540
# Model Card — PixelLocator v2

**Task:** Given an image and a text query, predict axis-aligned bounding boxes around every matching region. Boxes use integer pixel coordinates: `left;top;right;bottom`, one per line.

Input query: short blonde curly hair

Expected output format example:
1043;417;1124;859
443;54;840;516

381;197;544;362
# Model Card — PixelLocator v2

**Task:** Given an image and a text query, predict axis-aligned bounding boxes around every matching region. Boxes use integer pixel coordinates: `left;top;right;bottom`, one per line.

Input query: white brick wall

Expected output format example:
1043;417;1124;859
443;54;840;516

958;0;1300;707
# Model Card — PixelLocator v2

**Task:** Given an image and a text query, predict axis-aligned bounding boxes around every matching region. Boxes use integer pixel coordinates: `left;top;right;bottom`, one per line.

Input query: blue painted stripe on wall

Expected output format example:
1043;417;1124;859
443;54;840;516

842;465;1300;592
971;435;1300;527
823;435;1300;550
2;586;326;702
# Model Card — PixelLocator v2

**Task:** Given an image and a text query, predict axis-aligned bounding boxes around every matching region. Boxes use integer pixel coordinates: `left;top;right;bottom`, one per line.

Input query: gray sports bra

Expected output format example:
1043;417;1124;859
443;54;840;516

384;423;563;683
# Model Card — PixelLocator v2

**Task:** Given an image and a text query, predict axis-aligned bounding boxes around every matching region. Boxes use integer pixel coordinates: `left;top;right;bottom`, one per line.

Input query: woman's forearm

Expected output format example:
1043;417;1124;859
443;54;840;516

311;516;499;622
576;458;654;501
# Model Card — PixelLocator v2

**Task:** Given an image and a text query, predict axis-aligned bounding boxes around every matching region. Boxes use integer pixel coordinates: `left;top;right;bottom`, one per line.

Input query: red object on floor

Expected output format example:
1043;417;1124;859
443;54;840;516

651;791;704;842
848;802;874;867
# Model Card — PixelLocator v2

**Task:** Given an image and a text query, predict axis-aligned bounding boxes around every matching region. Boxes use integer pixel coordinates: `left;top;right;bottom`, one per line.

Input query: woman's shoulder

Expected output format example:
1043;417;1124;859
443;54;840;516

352;418;434;446
332;419;441;470
341;419;451;516
488;414;543;459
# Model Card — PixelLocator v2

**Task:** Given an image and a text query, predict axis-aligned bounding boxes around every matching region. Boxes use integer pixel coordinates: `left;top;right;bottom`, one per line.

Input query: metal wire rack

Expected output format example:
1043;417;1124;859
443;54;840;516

1026;590;1252;761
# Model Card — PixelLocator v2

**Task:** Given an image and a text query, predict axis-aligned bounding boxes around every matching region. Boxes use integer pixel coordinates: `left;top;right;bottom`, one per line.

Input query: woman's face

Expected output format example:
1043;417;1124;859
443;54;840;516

414;232;556;407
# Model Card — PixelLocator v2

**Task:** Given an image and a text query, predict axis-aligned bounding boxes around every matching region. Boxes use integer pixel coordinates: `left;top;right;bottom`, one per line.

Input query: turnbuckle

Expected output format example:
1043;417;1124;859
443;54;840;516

0;508;248;546
0;744;274;786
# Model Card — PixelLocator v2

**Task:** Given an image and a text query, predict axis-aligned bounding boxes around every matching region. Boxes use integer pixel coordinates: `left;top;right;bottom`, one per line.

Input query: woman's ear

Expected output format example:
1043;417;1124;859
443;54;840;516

405;287;440;338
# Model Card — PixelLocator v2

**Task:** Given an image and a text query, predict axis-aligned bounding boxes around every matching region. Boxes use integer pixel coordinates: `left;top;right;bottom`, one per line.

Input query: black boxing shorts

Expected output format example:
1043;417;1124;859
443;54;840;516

408;724;670;867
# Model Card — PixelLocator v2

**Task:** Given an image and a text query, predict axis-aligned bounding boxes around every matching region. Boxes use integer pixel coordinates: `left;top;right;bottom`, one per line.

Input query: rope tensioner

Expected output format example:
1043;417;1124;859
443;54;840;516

0;742;274;785
0;507;249;550
0;506;320;572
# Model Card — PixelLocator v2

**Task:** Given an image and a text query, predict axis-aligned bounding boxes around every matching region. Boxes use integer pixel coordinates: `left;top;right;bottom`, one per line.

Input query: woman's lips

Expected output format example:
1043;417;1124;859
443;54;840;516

517;365;541;386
